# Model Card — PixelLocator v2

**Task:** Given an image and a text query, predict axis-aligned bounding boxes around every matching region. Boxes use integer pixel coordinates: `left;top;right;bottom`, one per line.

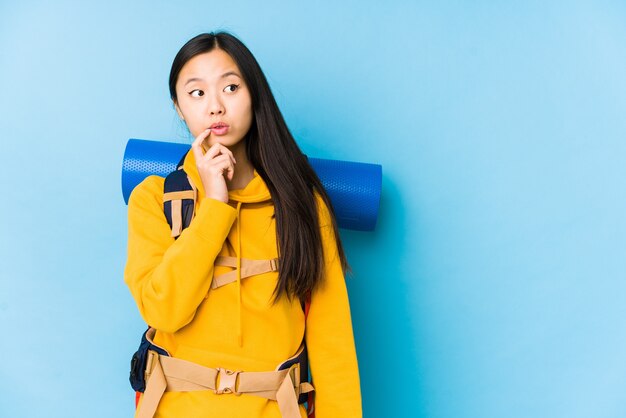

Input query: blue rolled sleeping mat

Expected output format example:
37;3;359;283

122;138;382;231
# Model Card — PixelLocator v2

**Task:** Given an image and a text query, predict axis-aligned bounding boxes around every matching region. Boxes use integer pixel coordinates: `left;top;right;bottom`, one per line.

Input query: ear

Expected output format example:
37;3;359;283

173;101;185;121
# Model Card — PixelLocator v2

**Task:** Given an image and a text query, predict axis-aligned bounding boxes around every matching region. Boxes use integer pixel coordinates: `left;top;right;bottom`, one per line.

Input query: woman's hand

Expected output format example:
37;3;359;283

191;128;237;203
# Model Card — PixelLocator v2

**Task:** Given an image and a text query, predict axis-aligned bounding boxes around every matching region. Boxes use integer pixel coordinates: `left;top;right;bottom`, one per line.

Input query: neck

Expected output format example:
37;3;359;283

225;140;255;191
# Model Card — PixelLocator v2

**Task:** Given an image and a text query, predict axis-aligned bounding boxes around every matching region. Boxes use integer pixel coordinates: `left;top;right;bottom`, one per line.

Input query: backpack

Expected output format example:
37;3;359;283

130;152;315;415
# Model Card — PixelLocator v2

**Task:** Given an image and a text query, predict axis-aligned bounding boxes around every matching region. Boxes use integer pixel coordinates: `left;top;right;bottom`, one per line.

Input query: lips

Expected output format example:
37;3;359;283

209;122;230;136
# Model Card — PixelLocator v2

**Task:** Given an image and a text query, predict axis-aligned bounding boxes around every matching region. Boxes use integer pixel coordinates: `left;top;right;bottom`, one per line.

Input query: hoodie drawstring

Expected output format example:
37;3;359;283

236;201;243;347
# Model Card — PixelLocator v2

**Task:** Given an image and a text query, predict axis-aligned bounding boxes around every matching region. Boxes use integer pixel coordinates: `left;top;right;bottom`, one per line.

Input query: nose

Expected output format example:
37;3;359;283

207;92;225;115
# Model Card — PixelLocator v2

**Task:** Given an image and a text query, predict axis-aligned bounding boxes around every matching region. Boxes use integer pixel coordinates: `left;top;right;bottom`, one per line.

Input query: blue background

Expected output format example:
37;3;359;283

1;1;625;417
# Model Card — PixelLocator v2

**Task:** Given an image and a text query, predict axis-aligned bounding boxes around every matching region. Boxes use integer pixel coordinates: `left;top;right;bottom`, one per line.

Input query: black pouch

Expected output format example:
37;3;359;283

129;327;169;392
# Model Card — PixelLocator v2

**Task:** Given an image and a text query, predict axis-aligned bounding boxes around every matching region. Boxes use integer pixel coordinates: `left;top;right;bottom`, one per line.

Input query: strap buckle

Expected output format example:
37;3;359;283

269;258;280;271
287;363;301;389
144;350;159;381
215;368;241;395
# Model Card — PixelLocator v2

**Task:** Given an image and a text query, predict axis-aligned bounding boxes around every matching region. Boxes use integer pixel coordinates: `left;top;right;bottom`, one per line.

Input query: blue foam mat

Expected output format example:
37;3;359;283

122;139;381;231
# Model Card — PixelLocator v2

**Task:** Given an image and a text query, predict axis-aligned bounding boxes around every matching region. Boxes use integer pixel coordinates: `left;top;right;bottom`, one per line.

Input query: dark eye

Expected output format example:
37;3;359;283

189;89;204;97
224;84;239;93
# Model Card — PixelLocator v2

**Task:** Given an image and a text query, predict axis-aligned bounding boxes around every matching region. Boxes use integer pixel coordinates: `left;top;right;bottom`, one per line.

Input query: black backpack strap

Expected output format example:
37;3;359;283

163;153;197;238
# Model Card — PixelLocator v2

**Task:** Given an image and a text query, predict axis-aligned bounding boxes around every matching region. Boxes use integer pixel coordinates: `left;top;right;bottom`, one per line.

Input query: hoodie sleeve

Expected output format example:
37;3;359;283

124;175;238;333
305;194;363;417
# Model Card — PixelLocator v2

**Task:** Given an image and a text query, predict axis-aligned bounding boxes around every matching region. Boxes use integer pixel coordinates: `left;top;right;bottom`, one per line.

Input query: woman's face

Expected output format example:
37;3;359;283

174;48;253;149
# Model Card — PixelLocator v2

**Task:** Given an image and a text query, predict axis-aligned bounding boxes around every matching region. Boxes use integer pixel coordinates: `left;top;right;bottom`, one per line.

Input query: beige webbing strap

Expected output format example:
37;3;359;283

215;256;280;270
277;374;301;418
187;175;197;220
170;200;182;237
136;351;311;418
212;257;280;289
300;382;314;394
234;368;291;399
159;355;218;391
163;188;196;238
137;353;167;418
163;190;196;202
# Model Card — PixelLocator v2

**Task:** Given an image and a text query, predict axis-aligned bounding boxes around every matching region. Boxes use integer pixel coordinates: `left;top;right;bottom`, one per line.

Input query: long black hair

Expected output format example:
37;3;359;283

169;31;352;302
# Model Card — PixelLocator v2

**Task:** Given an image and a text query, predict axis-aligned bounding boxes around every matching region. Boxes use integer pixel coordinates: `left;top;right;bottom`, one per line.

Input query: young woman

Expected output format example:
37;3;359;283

124;31;362;418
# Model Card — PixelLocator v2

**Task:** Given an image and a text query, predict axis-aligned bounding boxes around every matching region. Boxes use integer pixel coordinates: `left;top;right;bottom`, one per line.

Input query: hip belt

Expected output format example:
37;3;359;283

137;348;314;418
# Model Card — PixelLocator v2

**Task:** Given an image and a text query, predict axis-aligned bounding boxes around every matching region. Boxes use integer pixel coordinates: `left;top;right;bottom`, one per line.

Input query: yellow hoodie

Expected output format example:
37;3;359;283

124;149;362;417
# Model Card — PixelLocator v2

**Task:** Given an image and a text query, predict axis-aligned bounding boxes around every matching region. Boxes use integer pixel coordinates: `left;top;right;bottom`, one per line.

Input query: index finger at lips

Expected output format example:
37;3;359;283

191;129;211;161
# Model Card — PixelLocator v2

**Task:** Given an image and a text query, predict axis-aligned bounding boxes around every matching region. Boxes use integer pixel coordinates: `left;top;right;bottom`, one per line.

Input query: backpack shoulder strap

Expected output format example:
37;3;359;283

163;153;197;238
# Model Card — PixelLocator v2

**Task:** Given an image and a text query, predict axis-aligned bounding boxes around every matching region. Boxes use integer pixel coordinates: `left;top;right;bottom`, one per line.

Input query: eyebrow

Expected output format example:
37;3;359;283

184;71;241;86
